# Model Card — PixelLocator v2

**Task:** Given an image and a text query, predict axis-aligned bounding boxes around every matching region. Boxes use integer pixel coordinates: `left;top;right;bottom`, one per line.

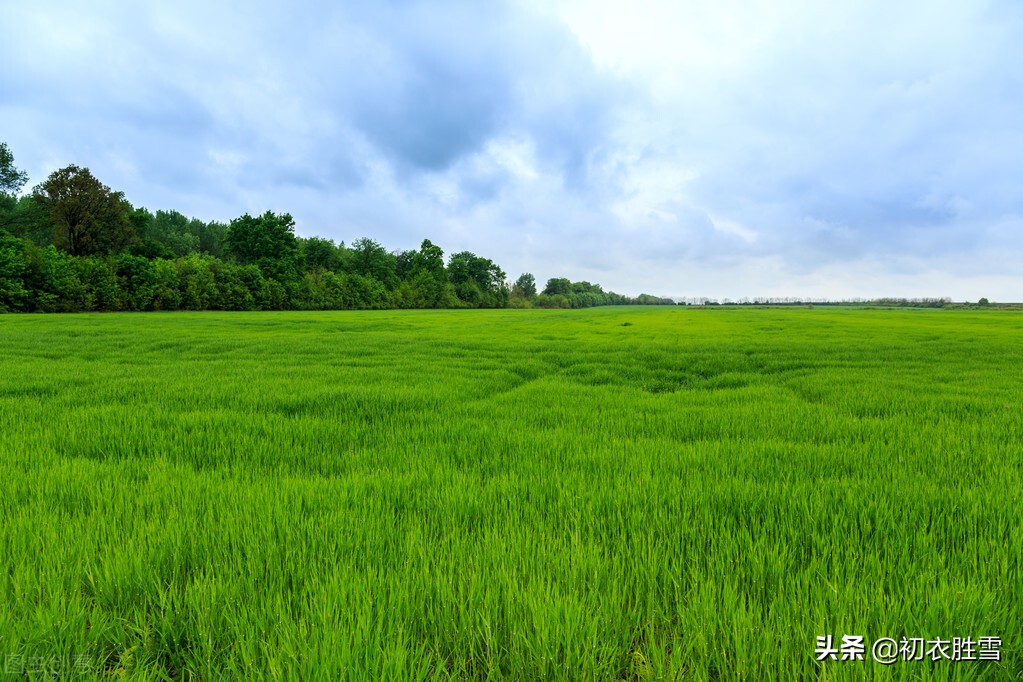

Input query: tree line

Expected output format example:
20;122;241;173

0;144;673;313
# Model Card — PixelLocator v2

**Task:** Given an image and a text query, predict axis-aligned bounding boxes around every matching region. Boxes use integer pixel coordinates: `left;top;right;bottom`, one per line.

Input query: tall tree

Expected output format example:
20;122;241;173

224;211;299;282
411;239;445;276
0;143;29;196
448;251;507;307
405;238;450;307
350;237;398;288
225;211;298;263
32;165;135;256
0;229;30;311
151;209;200;257
543;277;571;296
0;195;50;246
512;272;537;298
198;220;227;257
300;236;340;271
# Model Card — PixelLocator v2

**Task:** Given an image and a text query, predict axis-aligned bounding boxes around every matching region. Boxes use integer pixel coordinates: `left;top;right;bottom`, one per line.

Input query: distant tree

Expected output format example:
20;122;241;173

236;263;270;309
978;297;990;306
24;244;84;312
301;236;340;271
0;230;30;311
570;280;602;295
209;259;257;311
74;255;124;310
0;143;29;196
543;277;571;296
513;272;537;298
225;211;298;263
224;211;300;282
412;239;445;275
350;237;398;288
150;209;200;257
198;220;227;257
176;253;220;310
2;156;663;313
126;206;160;255
403;238;449;307
150;258;182;310
298;268;332;309
32;165;135;256
448;251;507;307
395;249;414;280
535;293;570;309
635;293;674;305
0;195;50;246
115;253;159;311
346;272;389;309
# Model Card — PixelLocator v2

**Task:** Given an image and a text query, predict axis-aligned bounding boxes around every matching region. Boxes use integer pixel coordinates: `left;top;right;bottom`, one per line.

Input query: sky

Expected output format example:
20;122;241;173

2;0;1021;300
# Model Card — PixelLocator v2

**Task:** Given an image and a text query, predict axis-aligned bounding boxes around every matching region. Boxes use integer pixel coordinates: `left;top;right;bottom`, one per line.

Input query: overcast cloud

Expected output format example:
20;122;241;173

2;0;1021;299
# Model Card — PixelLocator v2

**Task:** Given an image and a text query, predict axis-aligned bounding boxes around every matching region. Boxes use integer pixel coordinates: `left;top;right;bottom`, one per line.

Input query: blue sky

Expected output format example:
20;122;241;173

2;0;1021;300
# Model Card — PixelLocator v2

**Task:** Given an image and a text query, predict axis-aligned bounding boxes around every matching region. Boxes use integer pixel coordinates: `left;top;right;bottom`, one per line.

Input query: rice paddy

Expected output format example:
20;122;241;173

1;306;1021;680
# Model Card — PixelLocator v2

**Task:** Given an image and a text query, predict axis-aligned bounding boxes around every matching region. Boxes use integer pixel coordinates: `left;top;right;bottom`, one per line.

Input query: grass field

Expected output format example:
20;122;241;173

1;307;1021;680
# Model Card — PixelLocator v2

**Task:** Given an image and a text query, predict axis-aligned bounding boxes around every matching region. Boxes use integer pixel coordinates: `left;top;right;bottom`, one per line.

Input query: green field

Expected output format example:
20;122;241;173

1;307;1020;680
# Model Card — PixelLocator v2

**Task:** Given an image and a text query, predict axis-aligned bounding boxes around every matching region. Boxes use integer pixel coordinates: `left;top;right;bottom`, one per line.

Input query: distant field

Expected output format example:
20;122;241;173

1;307;1020;680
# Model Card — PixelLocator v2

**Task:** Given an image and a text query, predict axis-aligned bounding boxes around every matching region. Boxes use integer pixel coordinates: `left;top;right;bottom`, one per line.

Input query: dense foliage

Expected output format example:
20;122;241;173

0;146;673;313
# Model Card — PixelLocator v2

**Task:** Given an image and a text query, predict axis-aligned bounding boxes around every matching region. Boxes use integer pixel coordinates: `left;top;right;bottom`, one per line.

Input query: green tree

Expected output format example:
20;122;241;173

115;253;158;311
74;256;124;310
301;236;340;271
345;272;389;309
535;292;570;308
23;245;85;312
176;253;220;310
0;230;30;311
198;220;227;257
298;268;352;310
570;281;602;295
404;239;450;307
412;239;445;275
150;209;201;257
543;277;571;296
512;272;537;298
150;259;182;310
236;264;270;309
224;211;300;283
0;192;14;218
32;165;135;256
126;206;170;259
0;142;29;196
210;259;256;311
448;251;507;307
350;237;398;289
0;195;50;246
